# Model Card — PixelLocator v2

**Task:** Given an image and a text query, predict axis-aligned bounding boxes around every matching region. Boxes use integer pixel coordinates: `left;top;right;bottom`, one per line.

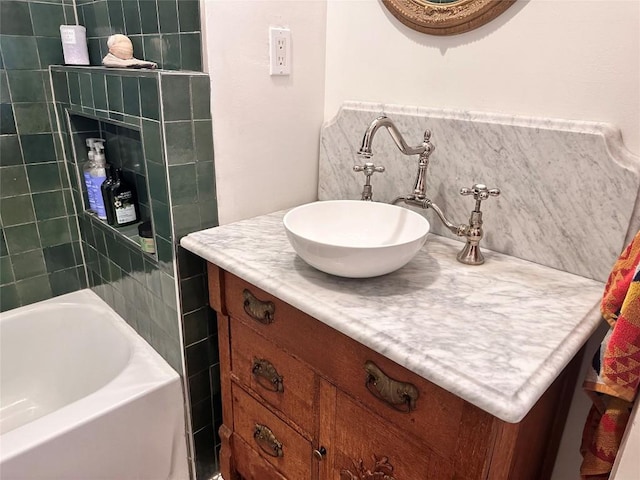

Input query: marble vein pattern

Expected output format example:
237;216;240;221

181;212;604;423
319;102;640;283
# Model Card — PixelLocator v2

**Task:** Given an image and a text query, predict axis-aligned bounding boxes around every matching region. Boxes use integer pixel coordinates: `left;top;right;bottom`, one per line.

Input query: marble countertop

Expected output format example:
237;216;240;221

181;210;605;423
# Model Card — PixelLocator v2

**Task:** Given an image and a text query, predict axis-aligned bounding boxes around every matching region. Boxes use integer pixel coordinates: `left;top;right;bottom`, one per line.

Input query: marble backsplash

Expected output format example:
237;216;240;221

319;102;640;282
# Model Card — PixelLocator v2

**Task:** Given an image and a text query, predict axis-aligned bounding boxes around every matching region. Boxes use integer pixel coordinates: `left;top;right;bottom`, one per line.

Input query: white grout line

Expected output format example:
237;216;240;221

72;0;79;26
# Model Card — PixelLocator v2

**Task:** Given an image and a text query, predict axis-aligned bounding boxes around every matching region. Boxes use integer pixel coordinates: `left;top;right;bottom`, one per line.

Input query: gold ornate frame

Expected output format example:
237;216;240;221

382;0;516;36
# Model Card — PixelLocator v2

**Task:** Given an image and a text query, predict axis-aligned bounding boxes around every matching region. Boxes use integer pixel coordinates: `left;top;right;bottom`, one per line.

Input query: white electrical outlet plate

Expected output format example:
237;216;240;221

269;27;291;76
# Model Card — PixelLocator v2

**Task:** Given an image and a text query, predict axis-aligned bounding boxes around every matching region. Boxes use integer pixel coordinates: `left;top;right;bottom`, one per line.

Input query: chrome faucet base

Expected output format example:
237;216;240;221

455;209;487;266
457;242;485;265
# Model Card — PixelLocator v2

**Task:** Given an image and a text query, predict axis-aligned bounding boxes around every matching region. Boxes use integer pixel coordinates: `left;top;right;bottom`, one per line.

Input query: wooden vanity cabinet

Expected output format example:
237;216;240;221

207;263;580;480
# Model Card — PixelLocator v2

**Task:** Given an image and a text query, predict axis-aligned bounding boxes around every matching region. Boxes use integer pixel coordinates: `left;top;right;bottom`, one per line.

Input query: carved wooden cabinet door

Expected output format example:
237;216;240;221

319;385;454;480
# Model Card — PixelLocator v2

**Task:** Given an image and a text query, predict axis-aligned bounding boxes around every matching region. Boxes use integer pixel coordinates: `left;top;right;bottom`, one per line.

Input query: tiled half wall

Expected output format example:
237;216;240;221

51;65;220;478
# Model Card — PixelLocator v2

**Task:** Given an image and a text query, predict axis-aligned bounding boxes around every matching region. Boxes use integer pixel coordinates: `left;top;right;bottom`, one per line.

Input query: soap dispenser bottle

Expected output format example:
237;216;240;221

90;139;108;220
109;168;139;227
83;138;98;212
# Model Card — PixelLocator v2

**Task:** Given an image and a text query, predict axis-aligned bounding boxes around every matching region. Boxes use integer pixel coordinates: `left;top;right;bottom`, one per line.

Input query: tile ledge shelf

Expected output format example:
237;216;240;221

50;65;207;77
68;107;144;131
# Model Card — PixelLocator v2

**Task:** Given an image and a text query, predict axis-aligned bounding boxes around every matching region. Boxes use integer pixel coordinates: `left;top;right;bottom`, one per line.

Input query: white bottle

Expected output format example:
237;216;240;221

59;25;90;65
83;138;98;212
90;140;108;220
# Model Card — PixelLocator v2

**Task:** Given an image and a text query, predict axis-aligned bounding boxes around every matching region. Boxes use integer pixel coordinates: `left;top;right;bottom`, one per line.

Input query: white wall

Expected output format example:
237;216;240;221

201;0;327;225
325;0;640;156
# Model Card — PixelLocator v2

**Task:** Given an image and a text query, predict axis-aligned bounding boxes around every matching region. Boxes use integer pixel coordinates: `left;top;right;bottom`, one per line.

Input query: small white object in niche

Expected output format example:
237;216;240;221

60;25;90;65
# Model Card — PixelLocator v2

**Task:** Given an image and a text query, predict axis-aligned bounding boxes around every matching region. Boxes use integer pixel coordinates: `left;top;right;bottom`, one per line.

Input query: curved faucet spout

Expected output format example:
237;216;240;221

393;196;467;236
358;115;431;158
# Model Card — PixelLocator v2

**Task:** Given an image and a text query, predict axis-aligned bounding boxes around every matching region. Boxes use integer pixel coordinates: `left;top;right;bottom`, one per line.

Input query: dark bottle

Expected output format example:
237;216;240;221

109;168;139;227
138;220;155;254
101;165;116;225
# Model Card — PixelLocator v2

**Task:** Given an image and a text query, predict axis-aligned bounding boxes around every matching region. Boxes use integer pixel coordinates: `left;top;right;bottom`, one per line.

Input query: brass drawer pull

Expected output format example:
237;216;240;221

252;357;284;393
243;289;275;324
364;360;419;413
253;423;283;458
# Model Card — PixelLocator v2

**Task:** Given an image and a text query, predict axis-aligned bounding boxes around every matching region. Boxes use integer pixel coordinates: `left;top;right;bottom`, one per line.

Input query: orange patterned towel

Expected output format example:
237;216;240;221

580;230;640;479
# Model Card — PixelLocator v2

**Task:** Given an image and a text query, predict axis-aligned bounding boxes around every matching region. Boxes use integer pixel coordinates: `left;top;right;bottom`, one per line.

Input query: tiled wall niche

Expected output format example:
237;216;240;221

52;65;220;478
67;114;152;231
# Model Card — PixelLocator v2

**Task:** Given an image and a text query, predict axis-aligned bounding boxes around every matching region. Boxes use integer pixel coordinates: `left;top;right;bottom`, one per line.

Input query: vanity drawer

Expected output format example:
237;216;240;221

230;319;316;435
224;272;486;459
232;434;288;480
232;384;314;480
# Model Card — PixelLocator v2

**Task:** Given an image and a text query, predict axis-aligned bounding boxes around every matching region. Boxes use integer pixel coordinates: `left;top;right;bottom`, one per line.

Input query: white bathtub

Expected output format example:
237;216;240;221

0;289;190;480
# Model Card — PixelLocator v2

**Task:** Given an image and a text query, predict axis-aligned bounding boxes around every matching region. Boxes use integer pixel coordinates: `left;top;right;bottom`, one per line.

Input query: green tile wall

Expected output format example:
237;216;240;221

1;0;84;311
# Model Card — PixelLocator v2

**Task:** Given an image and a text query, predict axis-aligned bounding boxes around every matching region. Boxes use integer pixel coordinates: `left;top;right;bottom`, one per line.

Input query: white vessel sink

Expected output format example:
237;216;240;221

283;200;430;278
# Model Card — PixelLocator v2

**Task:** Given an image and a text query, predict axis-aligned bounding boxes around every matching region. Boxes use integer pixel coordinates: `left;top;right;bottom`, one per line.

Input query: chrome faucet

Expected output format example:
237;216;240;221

357;115;433;158
353;115;435;201
394;184;500;265
355;115;500;265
